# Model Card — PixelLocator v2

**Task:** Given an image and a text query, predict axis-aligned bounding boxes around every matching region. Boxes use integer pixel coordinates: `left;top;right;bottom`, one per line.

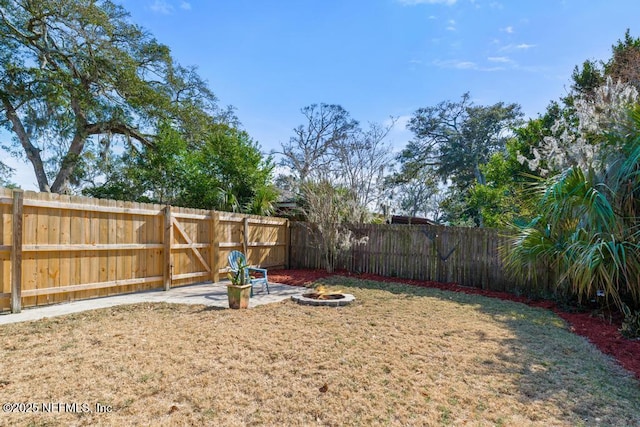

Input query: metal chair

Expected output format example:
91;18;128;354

227;250;269;296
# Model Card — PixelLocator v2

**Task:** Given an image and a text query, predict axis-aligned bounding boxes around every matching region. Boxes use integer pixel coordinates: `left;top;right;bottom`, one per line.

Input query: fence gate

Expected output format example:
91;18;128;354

165;207;217;289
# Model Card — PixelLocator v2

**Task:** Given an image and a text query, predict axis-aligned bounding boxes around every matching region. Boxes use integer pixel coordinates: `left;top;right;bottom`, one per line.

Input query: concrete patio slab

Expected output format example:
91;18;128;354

0;281;304;325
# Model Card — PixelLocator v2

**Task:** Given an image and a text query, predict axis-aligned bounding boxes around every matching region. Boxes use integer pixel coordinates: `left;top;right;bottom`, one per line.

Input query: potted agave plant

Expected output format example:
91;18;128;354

227;260;252;309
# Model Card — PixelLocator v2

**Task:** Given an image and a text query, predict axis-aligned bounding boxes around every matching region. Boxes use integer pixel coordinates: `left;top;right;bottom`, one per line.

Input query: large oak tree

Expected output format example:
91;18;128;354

0;0;225;192
398;93;523;190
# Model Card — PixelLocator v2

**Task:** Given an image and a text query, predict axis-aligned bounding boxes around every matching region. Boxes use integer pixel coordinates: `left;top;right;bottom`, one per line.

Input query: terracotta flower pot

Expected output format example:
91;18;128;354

227;284;251;309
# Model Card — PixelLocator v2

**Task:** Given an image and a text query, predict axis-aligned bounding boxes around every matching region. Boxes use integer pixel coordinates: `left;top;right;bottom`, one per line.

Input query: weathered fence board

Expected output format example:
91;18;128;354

0;189;288;312
290;222;554;296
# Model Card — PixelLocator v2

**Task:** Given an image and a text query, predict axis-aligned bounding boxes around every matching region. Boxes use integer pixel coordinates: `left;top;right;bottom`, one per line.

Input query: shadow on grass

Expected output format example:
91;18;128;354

197;305;227;313
106;301;227;314
311;275;640;426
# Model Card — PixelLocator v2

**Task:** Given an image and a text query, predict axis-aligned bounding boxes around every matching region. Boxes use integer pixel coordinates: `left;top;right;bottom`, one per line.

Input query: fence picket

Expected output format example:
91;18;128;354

290;221;546;295
1;190;288;312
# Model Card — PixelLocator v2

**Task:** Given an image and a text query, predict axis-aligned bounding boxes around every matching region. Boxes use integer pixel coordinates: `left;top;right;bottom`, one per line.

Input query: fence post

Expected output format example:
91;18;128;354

242;217;249;257
211;211;220;282
11;189;23;313
284;219;291;269
163;205;172;291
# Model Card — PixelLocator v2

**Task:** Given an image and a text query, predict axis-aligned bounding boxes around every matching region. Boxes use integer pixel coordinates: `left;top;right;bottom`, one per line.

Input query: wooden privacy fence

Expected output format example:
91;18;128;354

290;222;554;296
0;188;289;313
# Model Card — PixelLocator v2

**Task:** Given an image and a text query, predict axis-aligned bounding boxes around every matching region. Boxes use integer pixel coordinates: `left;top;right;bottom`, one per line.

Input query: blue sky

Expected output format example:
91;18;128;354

7;0;640;189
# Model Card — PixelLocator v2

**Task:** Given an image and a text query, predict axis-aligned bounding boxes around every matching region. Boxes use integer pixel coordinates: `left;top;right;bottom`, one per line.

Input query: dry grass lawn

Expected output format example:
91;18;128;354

0;276;639;426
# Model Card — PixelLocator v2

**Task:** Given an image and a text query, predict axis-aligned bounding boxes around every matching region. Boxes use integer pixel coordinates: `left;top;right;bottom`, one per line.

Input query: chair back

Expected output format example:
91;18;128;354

228;250;247;271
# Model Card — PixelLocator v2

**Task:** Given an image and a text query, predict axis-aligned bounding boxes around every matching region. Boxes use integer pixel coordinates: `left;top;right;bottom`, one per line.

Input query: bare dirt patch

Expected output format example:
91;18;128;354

0;277;638;426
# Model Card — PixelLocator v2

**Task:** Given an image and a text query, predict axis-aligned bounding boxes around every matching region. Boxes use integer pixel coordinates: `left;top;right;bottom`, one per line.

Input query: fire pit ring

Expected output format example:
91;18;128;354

291;292;355;307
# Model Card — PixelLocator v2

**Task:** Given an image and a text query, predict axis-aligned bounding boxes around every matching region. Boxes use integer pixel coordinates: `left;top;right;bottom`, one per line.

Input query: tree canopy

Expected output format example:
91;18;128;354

280;103;394;222
393;93;523;225
280;103;359;183
83;123;276;215
0;0;230;193
398;93;523;190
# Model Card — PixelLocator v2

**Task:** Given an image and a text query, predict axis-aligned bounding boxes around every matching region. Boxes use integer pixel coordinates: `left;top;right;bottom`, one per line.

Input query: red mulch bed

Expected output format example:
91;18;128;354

269;269;640;380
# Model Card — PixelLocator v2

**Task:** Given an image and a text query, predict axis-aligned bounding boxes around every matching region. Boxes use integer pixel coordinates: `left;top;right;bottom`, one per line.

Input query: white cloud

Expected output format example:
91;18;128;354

502;26;514;34
433;59;505;72
397;0;457;5
150;0;173;14
446;19;456;31
499;43;537;52
434;59;477;69
150;1;191;14
487;56;512;63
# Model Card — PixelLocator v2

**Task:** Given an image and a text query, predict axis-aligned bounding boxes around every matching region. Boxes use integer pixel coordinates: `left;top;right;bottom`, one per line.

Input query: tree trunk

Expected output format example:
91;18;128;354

474;164;486;186
324;245;334;273
2;99;50;191
50;131;87;194
474;164;485;227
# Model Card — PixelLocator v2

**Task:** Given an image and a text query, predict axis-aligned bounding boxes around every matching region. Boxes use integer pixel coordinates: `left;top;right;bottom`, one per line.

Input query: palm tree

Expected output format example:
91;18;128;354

506;107;640;311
